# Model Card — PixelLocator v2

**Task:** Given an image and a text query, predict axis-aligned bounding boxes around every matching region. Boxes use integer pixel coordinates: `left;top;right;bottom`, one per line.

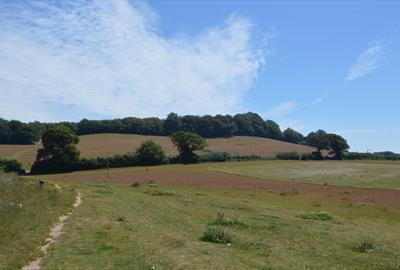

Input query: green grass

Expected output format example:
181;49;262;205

0;173;75;270
37;181;400;270
208;160;400;189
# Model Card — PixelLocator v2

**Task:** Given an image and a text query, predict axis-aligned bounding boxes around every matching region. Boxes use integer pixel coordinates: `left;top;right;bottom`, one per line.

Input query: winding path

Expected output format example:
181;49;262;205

21;192;82;270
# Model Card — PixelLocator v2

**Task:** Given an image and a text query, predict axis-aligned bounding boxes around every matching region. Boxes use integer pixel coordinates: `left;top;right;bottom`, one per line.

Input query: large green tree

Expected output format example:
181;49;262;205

31;125;80;174
163;113;182;135
170;131;206;164
135;140;167;165
306;130;330;159
283;128;304;144
328;134;349;159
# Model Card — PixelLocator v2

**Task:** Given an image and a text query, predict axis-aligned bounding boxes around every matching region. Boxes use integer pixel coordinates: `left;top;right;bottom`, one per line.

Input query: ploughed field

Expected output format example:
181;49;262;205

1;160;396;269
0;133;315;168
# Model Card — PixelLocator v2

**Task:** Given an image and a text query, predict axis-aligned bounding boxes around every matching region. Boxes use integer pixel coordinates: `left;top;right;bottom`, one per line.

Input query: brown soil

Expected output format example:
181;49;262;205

58;166;400;208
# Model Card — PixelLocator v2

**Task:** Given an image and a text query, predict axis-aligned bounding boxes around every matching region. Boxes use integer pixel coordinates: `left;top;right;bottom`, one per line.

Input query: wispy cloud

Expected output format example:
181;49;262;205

0;1;268;121
346;41;384;81
310;97;324;106
278;119;308;133
267;101;296;117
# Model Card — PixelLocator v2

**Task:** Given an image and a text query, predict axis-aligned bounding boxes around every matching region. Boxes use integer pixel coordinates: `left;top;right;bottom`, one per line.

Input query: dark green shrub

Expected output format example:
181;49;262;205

145;189;175;196
130;182;140;187
199;152;231;162
353;237;376;253
209;212;248;228
297;211;333;221
135;140;167;166
276;152;300;160
0;159;25;174
230;154;262;161
200;226;232;244
300;153;312;160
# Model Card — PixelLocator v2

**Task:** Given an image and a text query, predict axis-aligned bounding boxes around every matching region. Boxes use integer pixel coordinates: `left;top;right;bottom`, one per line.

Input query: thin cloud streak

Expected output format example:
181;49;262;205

346;41;383;81
0;1;268;121
310;97;324;105
267;101;296;117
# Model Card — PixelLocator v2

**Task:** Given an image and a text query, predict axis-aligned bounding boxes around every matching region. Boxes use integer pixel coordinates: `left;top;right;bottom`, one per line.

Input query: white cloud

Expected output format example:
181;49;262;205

0;1;267;121
267;101;296;117
278;119;308;133
310;97;324;105
346;41;383;81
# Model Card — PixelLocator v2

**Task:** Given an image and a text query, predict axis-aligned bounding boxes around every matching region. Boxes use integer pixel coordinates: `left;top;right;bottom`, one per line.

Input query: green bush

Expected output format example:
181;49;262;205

230;154;262;161
345;151;400;160
135;140;167;166
200;226;232;244
209;212;248;228
0;159;24;174
276;152;300;160
353;237;376;253
297;211;333;221
199;152;231;162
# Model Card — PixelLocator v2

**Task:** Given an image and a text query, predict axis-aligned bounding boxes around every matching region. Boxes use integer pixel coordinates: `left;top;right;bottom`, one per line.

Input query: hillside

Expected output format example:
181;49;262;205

0;134;315;167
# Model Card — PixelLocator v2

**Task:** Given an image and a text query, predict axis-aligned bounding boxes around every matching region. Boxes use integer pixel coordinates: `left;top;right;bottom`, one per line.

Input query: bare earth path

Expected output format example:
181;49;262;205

21;192;82;270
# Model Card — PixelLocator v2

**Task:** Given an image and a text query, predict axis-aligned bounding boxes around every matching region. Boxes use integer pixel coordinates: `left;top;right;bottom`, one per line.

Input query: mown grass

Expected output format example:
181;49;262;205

0;173;75;269
39;181;400;270
208;160;400;189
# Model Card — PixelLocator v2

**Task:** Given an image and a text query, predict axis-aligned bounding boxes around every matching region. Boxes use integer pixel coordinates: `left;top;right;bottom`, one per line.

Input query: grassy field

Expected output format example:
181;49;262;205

0;174;75;270
0;134;315;168
208;160;400;189
31;179;400;270
3;160;400;269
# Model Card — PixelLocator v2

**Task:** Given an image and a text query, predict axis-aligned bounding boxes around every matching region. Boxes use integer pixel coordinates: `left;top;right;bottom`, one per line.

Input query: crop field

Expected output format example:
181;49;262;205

0;134;315;168
208;160;400;190
3;160;400;269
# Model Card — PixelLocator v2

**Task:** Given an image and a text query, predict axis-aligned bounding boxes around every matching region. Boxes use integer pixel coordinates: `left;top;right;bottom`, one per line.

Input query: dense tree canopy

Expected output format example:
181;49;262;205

135;140;167;165
0;119;43;144
283;128;304;144
328;134;349;159
306;130;330;159
0;158;25;174
31;125;80;174
170;131;206;164
0;113;349;152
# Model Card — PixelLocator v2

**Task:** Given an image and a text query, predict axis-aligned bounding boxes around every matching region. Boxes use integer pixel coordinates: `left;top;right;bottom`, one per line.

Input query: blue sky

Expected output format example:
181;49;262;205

0;1;399;152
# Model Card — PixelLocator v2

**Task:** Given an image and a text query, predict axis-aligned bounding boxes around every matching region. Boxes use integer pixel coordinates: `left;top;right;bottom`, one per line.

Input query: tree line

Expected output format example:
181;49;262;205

30;126;210;174
0;112;304;144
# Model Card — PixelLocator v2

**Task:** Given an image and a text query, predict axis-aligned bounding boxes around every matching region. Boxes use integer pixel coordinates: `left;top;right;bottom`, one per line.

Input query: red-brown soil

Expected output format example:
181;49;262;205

55;165;400;208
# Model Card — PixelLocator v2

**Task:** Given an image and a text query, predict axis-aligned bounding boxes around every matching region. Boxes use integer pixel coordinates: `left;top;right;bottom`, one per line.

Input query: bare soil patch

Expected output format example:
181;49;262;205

57;167;400;208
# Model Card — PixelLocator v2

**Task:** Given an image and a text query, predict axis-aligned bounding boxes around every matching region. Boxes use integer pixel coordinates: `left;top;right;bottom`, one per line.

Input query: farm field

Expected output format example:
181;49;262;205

0;134;315;168
208;160;400;190
3;160;400;269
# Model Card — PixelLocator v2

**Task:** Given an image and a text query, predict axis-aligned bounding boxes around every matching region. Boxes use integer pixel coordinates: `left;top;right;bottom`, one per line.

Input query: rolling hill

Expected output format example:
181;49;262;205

0;134;315;167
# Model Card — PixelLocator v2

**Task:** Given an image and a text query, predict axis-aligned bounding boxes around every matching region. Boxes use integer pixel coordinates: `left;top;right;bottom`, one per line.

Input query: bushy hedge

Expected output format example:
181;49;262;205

230;154;263;161
344;151;400;160
0;159;25;174
276;152;322;161
199;152;231;162
276;152;301;160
